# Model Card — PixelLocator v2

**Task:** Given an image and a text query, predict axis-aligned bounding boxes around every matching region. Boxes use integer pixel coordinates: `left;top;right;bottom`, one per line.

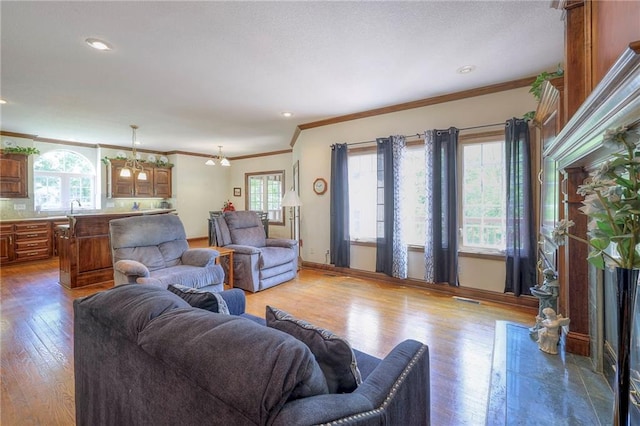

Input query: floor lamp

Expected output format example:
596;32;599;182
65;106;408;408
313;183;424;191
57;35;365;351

281;188;302;240
281;188;302;270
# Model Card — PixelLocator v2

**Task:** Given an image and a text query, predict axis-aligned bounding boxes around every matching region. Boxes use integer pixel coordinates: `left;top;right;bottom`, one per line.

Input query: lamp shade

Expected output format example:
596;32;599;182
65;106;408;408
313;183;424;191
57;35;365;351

281;189;302;207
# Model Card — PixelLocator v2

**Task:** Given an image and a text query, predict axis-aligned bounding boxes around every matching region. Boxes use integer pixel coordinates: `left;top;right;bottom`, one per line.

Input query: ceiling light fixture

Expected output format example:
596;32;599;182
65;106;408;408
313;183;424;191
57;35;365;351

281;112;294;118
0;99;7;105
119;125;147;180
456;65;476;74
205;146;231;167
85;38;113;51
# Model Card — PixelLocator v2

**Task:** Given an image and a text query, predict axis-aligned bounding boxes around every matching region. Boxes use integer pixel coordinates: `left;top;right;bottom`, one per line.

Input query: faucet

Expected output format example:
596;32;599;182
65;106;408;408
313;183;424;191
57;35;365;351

70;199;82;214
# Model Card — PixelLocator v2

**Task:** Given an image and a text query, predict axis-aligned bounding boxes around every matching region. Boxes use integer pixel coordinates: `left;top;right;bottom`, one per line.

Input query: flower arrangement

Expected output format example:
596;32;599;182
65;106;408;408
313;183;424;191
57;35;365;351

222;200;235;212
552;126;640;269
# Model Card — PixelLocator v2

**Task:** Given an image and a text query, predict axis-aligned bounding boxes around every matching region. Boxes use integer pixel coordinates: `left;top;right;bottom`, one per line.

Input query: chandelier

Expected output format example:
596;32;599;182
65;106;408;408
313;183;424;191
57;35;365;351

119;124;147;180
205;145;231;167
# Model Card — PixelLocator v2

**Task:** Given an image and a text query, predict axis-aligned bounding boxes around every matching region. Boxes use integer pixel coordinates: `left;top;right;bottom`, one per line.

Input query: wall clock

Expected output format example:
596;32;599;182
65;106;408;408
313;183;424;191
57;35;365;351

313;178;327;195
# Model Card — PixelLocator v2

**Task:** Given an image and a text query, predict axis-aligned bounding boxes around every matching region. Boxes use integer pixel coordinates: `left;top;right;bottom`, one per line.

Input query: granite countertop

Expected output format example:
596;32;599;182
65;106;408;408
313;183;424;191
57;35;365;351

0;216;68;223
1;209;176;223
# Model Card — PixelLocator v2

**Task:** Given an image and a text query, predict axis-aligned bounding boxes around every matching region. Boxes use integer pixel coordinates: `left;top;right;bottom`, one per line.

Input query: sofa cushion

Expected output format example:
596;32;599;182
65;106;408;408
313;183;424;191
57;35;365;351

114;246;166;271
138;309;329;424
259;246;296;269
266;306;363;394
168;284;229;314
138;264;224;289
214;215;232;246
225;211;267;247
158;240;189;267
75;284;190;342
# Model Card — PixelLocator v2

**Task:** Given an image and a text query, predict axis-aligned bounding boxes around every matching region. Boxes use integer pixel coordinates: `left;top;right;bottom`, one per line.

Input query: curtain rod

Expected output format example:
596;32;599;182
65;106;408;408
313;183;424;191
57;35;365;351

344;121;509;147
458;122;505;131
346;133;423;147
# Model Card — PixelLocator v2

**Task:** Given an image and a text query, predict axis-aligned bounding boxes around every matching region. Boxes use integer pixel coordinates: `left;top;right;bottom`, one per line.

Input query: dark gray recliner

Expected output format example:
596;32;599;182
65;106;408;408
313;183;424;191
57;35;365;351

109;214;225;292
211;210;298;292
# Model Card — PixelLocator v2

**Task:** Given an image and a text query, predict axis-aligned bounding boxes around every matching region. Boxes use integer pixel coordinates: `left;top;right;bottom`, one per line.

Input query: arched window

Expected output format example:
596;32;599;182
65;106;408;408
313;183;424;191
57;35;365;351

34;150;96;211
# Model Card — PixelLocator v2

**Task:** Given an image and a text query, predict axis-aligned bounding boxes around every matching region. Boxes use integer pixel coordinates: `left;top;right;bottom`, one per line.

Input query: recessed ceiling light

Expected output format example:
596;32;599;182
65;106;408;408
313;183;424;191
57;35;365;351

457;65;476;74
85;38;113;51
0;99;6;104
281;112;294;118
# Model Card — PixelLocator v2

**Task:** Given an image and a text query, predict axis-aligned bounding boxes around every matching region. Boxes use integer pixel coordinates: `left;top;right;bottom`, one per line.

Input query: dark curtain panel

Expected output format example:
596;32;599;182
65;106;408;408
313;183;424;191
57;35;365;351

424;128;459;286
376;138;394;275
375;136;408;278
330;143;350;267
504;118;537;296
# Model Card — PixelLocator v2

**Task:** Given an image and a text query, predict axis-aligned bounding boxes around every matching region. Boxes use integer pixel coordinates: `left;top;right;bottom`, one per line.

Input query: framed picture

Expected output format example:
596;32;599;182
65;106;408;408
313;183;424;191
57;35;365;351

233;187;241;197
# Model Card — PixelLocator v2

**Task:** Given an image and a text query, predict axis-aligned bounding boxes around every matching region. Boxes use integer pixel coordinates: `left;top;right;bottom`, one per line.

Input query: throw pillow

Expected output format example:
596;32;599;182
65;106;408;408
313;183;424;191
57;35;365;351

265;305;362;394
167;284;230;315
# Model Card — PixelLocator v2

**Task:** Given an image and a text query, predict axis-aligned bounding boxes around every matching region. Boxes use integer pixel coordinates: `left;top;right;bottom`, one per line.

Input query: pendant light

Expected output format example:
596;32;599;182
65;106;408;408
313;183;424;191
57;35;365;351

204;146;231;167
119;125;147;180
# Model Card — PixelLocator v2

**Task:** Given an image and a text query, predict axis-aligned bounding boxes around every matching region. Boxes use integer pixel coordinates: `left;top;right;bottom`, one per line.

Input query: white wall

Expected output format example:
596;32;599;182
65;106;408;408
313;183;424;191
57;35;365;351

173;153;230;238
293;86;538;292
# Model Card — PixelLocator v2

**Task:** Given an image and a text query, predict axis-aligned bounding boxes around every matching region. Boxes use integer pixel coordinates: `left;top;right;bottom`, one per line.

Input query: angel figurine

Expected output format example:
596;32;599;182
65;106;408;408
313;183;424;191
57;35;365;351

536;307;570;355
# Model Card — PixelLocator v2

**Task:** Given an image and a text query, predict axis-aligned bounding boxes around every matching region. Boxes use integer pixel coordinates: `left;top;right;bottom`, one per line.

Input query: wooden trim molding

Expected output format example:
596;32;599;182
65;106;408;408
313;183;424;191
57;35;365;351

289;76;535;147
1;130;38;140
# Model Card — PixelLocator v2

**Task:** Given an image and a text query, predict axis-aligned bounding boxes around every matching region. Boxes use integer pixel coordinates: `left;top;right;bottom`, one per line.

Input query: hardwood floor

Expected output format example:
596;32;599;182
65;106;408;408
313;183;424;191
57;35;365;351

1;256;533;425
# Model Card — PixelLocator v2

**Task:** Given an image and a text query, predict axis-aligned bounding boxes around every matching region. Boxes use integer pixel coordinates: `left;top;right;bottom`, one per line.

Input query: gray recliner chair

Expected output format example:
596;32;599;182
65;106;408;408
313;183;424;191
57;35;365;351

211;211;298;292
109;214;225;292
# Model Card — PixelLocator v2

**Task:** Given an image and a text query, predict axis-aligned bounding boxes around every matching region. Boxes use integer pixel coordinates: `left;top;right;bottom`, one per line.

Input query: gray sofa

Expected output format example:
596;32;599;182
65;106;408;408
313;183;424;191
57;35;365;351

74;285;430;425
210;211;298;292
109;214;225;292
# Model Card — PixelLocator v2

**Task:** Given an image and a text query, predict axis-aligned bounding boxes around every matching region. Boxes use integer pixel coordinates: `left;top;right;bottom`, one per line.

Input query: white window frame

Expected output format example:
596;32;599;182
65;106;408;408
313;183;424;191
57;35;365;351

347;142;426;246
33;150;96;212
457;130;506;255
245;170;285;225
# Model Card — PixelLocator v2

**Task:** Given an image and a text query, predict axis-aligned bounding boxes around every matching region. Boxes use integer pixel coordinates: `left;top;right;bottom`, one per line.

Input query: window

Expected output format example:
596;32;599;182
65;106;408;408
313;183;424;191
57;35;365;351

245;171;284;224
347;143;425;246
459;134;506;251
346;132;506;252
348;151;377;242
34;150;96;211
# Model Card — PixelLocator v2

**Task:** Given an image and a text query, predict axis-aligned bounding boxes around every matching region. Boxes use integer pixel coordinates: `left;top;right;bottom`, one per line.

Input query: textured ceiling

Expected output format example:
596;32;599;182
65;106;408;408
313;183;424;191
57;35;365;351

0;1;564;157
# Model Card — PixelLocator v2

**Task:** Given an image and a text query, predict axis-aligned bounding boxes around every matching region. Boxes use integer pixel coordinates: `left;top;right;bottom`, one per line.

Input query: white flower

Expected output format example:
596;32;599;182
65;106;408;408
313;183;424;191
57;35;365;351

551;219;575;247
591;161;611;181
579;193;606;216
601;185;623;203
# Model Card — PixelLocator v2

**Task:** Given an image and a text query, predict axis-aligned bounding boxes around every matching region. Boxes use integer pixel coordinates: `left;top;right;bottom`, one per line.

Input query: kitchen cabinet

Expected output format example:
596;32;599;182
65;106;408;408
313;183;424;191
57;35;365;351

14;222;51;261
0;219;56;265
0;153;28;198
58;210;174;288
108;160;172;198
153;167;172;198
0;224;15;262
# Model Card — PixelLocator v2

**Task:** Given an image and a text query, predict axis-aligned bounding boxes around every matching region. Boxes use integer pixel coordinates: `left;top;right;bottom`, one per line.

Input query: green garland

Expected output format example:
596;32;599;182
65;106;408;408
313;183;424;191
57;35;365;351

2;146;40;155
101;156;174;168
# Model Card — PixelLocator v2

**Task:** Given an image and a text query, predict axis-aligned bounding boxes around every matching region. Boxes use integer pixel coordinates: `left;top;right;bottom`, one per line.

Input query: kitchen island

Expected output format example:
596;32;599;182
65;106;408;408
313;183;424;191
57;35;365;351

58;209;175;288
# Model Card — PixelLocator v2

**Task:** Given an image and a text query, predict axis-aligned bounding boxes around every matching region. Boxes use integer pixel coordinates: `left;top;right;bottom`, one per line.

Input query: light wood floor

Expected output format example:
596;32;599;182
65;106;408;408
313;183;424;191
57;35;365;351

1;256;533;425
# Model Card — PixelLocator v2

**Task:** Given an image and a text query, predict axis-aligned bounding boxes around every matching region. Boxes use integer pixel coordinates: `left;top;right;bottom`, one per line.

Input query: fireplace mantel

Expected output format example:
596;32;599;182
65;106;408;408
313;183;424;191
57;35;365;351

544;40;640;170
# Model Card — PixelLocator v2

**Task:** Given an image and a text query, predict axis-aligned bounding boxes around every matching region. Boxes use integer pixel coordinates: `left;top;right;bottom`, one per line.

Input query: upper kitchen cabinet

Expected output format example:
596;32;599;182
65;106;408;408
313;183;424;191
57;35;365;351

108;159;172;198
0;152;28;198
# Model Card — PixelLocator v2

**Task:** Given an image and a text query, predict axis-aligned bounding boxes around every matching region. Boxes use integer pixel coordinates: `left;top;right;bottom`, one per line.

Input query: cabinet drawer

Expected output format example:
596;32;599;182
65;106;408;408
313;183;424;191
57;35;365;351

15;223;50;232
0;224;14;234
15;239;49;250
15;247;49;260
15;230;50;240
